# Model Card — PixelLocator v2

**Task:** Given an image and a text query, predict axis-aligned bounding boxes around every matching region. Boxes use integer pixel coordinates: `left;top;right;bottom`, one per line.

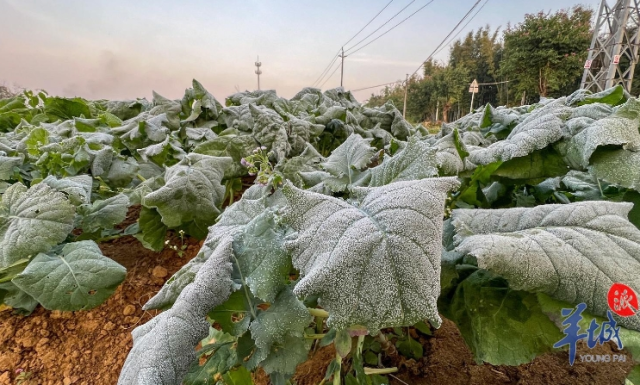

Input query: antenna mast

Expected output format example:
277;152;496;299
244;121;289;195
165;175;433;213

255;56;262;91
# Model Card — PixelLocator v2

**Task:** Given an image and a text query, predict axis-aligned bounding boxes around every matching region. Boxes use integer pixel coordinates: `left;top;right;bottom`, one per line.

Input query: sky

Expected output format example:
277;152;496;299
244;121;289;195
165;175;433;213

0;0;601;103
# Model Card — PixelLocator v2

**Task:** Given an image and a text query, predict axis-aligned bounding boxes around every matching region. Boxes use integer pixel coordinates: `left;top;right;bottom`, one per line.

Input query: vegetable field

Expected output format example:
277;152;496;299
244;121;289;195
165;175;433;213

0;81;639;385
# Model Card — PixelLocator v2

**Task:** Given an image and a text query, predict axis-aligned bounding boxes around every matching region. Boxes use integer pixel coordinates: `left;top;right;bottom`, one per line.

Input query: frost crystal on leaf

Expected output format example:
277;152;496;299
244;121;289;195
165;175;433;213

143;153;232;228
368;136;438;187
452;201;640;331
282;177;460;331
118;236;235;385
470;114;568;165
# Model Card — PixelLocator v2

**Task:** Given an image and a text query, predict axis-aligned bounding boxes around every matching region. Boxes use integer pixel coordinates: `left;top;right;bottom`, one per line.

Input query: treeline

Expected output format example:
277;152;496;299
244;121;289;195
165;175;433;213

366;6;594;123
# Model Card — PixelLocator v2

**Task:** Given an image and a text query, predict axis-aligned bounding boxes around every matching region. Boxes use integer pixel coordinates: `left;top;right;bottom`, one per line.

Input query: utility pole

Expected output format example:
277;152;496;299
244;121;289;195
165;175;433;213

581;0;640;93
255;56;262;91
403;74;409;119
339;47;347;88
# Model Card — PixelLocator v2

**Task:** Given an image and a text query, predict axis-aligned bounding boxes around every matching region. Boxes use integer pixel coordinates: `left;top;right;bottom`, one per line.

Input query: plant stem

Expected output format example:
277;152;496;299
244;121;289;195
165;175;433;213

305;333;326;339
363;367;398;375
95;234;126;243
308;308;329;318
333;352;342;385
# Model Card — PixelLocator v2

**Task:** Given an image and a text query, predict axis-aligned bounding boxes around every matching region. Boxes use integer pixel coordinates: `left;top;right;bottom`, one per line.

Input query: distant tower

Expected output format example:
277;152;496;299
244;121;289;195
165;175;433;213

255;56;262;91
581;0;640;93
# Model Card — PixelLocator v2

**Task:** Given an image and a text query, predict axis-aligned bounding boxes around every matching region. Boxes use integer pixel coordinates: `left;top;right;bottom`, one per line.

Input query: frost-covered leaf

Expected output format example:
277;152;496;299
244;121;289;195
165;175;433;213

248;287;312;376
0;154;23;180
470;114;567;165
12;241;126;311
194;134;257;179
233;210;291;302
321;133;376;192
144;185;280;310
275;143;324;187
118;237;235;385
439;269;564;365
368;136;437;187
452;201;640;331
0;183;75;268
282;178;460;330
561;98;640;169
41;175;92;206
590;149;640;191
143;153;231;228
77;194;130;233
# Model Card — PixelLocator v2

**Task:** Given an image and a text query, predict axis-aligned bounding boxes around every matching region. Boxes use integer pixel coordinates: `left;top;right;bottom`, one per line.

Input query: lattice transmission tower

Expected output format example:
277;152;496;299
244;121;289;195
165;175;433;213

581;0;640;93
255;56;262;91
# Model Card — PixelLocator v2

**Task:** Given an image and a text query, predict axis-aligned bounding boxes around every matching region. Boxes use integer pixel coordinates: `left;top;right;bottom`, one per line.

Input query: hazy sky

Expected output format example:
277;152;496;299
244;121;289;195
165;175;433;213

0;0;599;102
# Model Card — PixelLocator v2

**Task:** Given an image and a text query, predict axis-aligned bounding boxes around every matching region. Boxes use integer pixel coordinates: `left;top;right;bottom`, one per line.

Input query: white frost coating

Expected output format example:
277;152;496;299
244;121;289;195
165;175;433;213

470;114;568;165
569;103;613;120
452;201;640;331
143;153;232;228
565;117;595;135
77;194;130;233
0;183;75;268
0;154;23;181
369;136;438;187
118;236;235;385
282;177;460;331
41;174;93;206
321;133;377;192
433;133;476;175
589;149;640;191
563;109;640;169
144;185;276;310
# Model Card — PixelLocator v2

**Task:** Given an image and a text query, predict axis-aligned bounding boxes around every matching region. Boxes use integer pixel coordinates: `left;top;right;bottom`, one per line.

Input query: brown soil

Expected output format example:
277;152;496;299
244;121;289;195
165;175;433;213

0;206;202;385
0;204;636;385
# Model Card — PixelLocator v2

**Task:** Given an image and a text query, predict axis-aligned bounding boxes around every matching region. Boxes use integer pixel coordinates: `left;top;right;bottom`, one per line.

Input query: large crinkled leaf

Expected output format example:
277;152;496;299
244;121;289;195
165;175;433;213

282;178;460;331
194;134;257;179
569;103;613;120
12;241;126;310
77;194;130;233
0;281;38;314
590;149;640;191
134;207;168;252
247;287;312;377
493;147;569;180
41;174;93;206
438;269;564;365
452;201;640;331
569;85;626;106
320;133;376;192
274;143;324;187
368;136;438;187
233;210;291;302
0;154;23;180
561;98;640;169
144;185;280;310
0;183;75;267
118;236;235;385
470;114;567;165
143;153;232;228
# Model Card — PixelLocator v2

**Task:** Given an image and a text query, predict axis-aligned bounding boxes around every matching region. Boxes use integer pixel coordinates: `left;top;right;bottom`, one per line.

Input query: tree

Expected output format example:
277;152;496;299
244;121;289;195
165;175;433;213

499;6;593;101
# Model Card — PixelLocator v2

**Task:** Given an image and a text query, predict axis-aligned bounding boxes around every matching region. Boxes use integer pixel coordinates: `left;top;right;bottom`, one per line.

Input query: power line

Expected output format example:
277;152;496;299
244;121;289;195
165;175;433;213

312;1;397;88
346;0;437;57
319;62;342;89
478;80;509;85
352;80;403;92
343;0;396;47
349;0;485;94
312;51;340;87
344;0;417;54
410;0;484;78
432;0;489;58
